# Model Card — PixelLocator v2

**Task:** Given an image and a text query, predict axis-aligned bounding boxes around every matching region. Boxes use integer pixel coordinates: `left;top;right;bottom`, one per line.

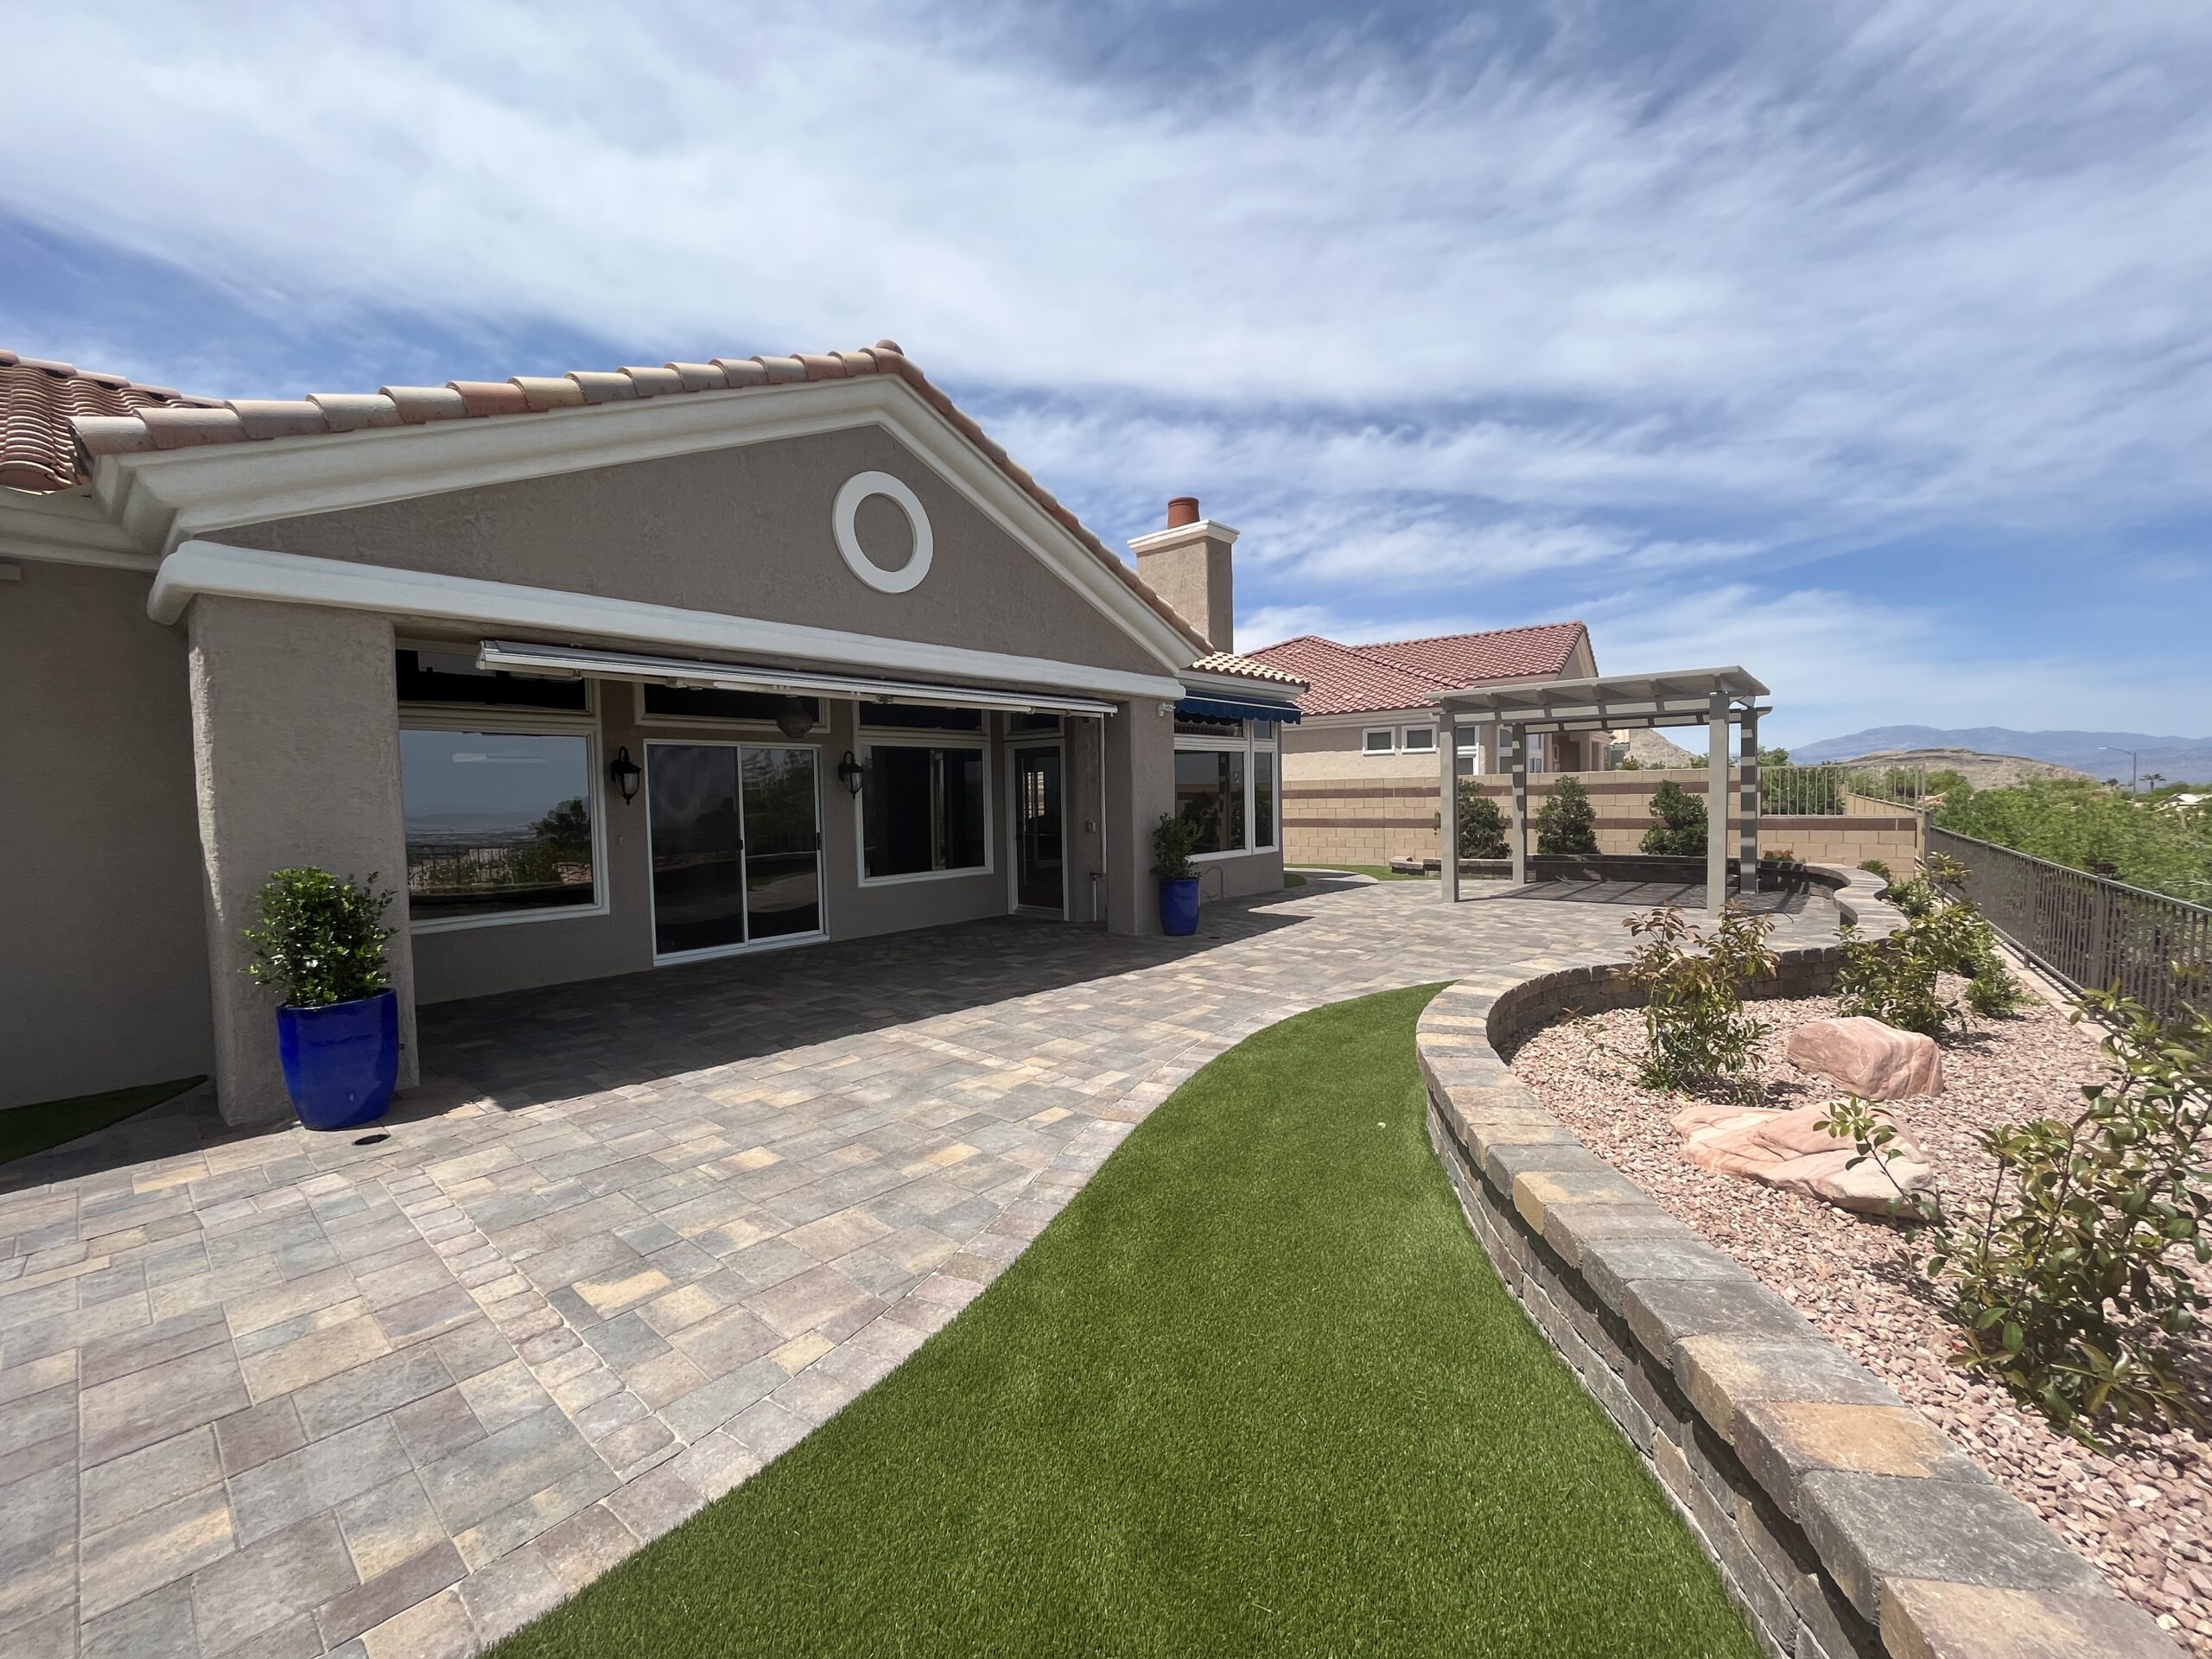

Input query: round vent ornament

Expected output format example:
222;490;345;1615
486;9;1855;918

833;471;933;594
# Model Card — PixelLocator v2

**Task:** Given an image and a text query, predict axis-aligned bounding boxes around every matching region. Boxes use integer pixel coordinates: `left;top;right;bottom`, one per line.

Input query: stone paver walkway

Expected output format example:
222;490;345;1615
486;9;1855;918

0;877;1847;1658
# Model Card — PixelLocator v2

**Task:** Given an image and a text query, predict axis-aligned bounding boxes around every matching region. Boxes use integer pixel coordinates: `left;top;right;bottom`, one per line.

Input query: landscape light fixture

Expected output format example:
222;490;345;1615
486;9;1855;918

837;750;865;797
609;746;642;805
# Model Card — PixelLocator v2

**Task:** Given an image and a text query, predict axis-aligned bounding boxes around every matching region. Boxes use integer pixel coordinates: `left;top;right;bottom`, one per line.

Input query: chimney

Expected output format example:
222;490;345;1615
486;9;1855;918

1129;496;1239;653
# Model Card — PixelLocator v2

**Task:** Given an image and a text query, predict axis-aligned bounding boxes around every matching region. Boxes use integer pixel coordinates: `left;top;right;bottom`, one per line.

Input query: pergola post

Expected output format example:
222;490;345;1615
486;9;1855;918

1439;707;1459;904
1507;721;1529;887
1706;692;1729;918
1738;707;1761;899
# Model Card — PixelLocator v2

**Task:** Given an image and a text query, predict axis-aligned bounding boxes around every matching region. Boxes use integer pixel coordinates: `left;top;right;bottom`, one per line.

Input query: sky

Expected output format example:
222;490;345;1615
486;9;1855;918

4;0;2209;749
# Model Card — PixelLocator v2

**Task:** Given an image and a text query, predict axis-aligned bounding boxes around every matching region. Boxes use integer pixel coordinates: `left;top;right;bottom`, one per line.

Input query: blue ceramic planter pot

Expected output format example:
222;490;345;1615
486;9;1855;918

1158;876;1201;937
277;989;398;1131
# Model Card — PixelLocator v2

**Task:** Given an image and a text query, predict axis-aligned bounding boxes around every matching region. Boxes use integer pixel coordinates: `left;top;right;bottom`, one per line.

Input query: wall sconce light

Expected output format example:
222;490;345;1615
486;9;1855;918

609;745;642;805
836;750;865;797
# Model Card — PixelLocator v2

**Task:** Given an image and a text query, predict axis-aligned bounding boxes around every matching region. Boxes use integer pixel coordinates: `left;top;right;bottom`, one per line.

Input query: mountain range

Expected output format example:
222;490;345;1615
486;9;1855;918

1789;727;2212;783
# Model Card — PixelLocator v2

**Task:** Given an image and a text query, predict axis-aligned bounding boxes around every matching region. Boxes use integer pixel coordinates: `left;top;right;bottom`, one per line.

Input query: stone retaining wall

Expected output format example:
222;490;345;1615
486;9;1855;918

1416;870;2178;1659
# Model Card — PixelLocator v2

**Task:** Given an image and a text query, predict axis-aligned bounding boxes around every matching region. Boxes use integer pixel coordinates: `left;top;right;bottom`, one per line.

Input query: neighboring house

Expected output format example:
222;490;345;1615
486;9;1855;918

1242;622;1598;866
0;346;1301;1121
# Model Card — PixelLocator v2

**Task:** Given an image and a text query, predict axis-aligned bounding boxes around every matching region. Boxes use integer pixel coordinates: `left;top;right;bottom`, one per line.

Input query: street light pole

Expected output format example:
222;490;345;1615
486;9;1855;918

2100;746;2140;792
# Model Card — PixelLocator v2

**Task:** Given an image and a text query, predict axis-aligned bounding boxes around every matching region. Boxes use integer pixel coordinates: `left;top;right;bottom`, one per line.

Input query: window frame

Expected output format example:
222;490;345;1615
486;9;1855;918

851;729;996;888
630;681;823;734
1400;723;1437;754
398;705;611;935
1362;727;1396;756
644;736;829;966
1173;722;1281;862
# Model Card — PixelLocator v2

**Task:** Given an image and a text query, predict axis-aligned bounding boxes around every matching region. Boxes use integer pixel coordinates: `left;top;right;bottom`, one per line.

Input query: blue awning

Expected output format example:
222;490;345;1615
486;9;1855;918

1176;694;1303;725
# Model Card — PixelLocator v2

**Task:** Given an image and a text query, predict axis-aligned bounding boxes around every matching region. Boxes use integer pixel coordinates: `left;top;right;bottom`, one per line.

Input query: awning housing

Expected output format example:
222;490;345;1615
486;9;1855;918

478;640;1119;716
1175;695;1303;725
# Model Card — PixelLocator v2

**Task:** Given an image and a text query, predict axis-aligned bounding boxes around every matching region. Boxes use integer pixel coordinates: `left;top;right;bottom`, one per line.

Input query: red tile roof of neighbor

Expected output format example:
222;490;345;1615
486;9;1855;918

0;340;1232;664
1249;622;1589;716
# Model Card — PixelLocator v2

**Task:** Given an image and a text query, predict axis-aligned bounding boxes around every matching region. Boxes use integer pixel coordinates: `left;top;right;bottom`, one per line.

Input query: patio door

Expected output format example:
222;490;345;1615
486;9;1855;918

647;742;823;960
1012;745;1065;913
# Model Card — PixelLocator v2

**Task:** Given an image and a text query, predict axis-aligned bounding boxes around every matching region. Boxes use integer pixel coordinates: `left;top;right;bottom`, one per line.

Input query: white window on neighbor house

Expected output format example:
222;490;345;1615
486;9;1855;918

1401;724;1436;754
1173;723;1281;859
1362;728;1396;755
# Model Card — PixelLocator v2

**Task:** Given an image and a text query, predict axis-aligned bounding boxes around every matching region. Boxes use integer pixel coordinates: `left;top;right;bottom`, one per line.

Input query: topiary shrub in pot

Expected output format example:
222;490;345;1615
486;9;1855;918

1153;813;1205;937
243;868;399;1130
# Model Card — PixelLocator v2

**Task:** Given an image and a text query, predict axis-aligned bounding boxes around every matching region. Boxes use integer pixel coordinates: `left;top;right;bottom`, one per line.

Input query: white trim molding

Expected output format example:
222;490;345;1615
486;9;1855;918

832;470;932;594
150;540;1185;704
93;374;1203;675
0;490;158;573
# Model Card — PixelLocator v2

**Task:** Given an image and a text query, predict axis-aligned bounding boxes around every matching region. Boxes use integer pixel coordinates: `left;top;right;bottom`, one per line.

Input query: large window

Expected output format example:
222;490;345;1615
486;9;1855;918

1173;724;1280;858
401;727;600;925
861;742;988;880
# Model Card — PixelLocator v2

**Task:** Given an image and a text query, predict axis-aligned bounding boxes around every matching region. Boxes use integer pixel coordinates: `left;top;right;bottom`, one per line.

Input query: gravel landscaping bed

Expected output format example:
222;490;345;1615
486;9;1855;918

1507;985;2212;1649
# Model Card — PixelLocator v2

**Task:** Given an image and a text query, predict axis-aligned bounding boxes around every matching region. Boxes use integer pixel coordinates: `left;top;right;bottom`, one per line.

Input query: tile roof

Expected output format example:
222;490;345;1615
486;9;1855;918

1248;621;1589;716
1188;650;1307;689
1243;634;1455;716
1;339;1212;658
0;352;219;493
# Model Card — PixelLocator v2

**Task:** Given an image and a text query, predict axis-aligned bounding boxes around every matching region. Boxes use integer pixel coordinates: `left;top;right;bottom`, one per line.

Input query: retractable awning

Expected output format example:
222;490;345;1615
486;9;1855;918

477;640;1120;716
1174;694;1304;725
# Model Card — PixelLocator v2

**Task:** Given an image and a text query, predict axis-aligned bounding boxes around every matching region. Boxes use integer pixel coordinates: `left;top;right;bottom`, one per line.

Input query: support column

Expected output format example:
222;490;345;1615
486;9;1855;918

1507;722;1529;887
1102;696;1176;936
1706;693;1730;918
1738;708;1761;899
188;596;418;1126
1438;708;1459;903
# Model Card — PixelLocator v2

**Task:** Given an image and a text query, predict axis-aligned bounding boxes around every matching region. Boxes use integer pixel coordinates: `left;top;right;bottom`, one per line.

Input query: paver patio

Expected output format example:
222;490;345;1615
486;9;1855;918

0;876;1850;1658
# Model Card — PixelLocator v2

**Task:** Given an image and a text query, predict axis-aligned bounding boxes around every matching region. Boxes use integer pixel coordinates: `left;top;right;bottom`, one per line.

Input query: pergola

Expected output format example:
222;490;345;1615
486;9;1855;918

1433;666;1773;916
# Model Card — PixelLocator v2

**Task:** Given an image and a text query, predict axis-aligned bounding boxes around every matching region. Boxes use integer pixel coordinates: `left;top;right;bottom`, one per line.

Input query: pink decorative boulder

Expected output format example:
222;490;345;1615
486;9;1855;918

1671;1103;1935;1215
1785;1016;1944;1101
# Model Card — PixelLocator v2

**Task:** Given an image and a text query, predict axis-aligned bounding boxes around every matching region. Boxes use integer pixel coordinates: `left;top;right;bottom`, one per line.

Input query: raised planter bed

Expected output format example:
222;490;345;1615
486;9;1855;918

1414;868;2183;1659
1393;852;1847;894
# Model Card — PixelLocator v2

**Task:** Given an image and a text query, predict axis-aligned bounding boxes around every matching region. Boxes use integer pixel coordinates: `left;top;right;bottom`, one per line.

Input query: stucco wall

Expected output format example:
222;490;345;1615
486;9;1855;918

212;424;1166;683
0;561;214;1108
187;597;419;1126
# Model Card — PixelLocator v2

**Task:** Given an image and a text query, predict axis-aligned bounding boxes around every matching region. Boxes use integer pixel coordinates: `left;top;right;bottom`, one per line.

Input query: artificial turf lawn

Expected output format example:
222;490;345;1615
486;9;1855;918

1298;862;1436;881
496;987;1756;1658
0;1076;204;1166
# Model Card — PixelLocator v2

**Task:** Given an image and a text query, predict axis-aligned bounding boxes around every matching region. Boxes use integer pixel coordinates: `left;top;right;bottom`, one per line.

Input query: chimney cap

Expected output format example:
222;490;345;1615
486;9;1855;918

1166;496;1199;527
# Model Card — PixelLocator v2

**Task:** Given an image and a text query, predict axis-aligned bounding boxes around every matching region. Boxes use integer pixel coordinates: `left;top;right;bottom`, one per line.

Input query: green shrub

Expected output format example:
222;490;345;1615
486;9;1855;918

1936;777;2212;905
1622;904;1778;1092
243;868;395;1009
1858;857;1893;884
1640;780;1707;856
1457;782;1508;859
1838;856;2023;1037
1152;813;1202;882
1822;988;2211;1440
1535;776;1599;855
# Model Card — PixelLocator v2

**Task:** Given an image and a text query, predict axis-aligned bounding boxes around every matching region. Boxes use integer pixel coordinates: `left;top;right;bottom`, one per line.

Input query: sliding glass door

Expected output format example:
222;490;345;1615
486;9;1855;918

647;742;821;958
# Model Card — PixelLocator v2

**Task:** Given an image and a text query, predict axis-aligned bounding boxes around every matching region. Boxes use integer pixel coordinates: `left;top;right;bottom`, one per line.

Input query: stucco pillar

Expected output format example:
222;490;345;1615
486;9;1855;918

1102;696;1176;935
1506;722;1528;887
1707;693;1730;918
187;597;418;1126
1738;709;1761;899
1438;707;1459;903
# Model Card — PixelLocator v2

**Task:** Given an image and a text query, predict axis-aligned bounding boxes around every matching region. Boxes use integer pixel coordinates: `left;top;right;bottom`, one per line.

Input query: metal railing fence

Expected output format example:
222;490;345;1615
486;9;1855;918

1929;825;2211;1020
1759;764;1931;816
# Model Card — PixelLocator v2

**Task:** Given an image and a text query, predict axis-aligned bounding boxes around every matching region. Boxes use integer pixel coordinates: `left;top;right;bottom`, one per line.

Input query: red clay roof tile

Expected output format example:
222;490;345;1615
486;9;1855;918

1248;622;1589;716
10;338;1215;661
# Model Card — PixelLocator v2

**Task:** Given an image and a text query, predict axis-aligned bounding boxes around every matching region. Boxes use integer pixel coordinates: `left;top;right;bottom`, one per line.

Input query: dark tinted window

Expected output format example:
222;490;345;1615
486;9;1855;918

642;685;820;726
859;703;985;732
397;649;588;710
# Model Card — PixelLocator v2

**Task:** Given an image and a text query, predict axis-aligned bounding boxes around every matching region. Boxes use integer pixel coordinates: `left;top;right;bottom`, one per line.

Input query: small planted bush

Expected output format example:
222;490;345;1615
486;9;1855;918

1822;987;2212;1440
1640;780;1707;856
1837;854;2023;1036
1535;776;1599;855
1456;782;1508;859
1152;813;1202;881
243;868;395;1009
1622;903;1778;1092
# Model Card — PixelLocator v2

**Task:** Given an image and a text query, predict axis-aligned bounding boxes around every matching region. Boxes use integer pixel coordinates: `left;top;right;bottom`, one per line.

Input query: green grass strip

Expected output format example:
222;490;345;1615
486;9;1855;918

498;987;1754;1658
1297;862;1436;881
0;1076;205;1167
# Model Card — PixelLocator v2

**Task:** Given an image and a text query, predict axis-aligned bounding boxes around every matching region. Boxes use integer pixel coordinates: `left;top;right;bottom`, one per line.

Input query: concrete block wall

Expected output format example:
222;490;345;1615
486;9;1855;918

1282;770;1923;869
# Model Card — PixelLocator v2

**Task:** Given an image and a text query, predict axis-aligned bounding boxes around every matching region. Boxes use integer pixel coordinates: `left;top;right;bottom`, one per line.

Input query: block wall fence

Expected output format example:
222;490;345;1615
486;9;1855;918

1281;770;1925;871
